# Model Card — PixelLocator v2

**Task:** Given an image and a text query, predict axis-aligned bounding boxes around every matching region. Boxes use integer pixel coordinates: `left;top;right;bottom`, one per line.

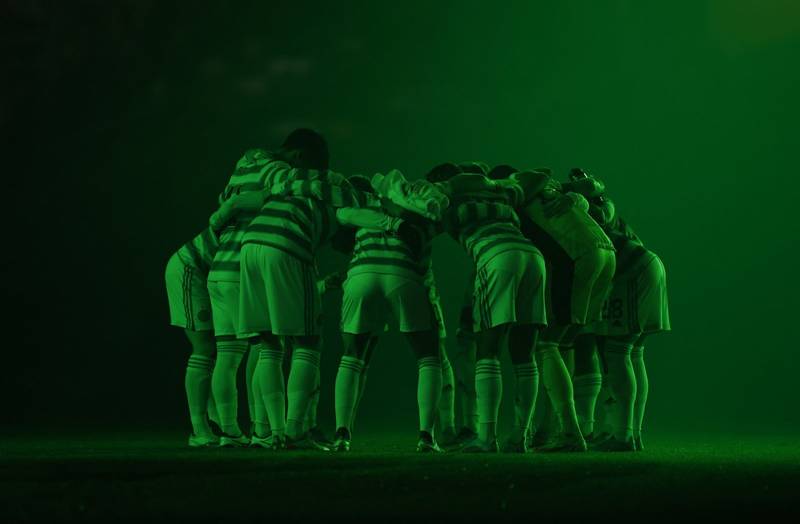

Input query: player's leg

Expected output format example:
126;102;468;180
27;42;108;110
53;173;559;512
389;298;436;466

245;345;259;434
334;333;372;450
238;244;286;448
503;323;540;452
403;329;443;452
536;325;586;452
252;331;286;448
572;334;602;439
247;337;272;447
628;253;668;450
351;335;378;432
438;341;458;445
211;334;248;440
334;273;386;449
594;333;639;451
207;278;249;445
166;256;219;447
462;323;508;452
631;336;648;450
285;334;323;443
184;329;217;445
452;330;478;444
394;277;443;452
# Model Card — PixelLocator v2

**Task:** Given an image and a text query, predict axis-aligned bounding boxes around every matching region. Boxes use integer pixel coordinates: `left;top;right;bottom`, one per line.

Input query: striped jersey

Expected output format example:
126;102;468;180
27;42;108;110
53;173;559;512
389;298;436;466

242;195;341;264
208;149;350;281
591;197;649;277
445;197;537;270
175;227;220;275
347;220;438;282
520;194;614;261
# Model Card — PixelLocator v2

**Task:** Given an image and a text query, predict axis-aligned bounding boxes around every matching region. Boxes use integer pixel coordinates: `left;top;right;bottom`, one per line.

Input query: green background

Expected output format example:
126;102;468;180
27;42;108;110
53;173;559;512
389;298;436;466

5;0;799;436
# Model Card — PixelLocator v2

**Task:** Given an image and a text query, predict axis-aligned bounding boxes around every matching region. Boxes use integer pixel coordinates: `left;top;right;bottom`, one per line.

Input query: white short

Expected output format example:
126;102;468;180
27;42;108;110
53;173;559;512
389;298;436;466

341;272;435;335
165;254;213;331
473;249;547;332
239;244;322;337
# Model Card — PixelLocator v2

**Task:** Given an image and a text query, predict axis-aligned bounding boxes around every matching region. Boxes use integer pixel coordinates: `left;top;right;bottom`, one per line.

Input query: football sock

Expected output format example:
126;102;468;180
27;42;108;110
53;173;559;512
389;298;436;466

510;360;538;442
207;394;219;426
249;342;270;437
286;348;321;439
257;345;286;438
335;356;364;432
560;345;575;376
185;354;214;436
631;345;648;439
211;340;247;435
304;365;321;433
351;365;369;431
417;356;443;434
245;345;259;426
439;355;456;432
456;359;478;433
475;358;502;443
573;373;603;436
604;339;637;441
539;342;581;436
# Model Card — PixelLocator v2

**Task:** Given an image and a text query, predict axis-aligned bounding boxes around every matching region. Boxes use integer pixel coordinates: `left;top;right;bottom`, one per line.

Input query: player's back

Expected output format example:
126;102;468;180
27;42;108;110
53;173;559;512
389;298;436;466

447;198;537;270
174;227;220;275
208;149;275;283
242;194;338;264
521;196;613;261
347;221;436;282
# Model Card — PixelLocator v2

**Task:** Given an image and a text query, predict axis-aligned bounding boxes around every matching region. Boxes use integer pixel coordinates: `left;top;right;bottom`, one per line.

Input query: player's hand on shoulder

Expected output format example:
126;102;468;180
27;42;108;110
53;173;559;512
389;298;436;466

543;192;579;218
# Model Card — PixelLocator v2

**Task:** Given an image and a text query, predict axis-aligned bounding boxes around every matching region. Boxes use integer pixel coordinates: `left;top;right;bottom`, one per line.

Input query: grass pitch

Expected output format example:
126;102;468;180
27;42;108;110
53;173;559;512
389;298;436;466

1;432;798;521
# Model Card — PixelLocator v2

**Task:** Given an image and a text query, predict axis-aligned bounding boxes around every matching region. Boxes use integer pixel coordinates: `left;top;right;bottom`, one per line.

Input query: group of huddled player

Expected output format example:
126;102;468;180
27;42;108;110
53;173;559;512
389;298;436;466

165;128;670;454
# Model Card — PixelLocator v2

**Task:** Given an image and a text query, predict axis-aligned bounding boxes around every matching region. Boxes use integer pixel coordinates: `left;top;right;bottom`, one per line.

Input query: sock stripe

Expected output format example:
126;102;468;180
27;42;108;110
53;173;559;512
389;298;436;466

417;357;441;369
605;343;634;355
339;362;363;372
259;349;284;361
217;341;247;353
293;349;321;366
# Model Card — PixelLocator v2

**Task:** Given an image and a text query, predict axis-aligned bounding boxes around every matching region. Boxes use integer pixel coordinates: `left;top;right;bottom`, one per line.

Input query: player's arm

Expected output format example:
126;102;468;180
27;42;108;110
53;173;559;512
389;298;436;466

267;176;364;208
561;177;606;199
507;169;556;206
588;196;616;227
372;170;449;220
317;269;348;294
335;207;405;233
208;190;268;230
261;156;349;191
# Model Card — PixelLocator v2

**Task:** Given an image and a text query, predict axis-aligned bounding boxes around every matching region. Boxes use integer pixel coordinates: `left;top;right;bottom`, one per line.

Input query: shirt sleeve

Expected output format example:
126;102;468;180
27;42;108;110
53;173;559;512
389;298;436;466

335;207;403;232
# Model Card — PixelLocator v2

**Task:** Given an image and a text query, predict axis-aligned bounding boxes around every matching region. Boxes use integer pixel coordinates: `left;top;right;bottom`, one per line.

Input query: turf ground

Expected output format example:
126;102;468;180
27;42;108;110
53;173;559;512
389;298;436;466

1;432;798;521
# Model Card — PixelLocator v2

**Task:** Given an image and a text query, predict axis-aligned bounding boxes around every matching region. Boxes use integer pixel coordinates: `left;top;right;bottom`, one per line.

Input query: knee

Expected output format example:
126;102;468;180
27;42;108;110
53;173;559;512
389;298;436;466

293;335;321;351
342;334;371;360
534;340;560;361
188;332;216;358
475;345;498;361
414;343;439;360
604;337;635;362
509;344;533;365
631;345;644;361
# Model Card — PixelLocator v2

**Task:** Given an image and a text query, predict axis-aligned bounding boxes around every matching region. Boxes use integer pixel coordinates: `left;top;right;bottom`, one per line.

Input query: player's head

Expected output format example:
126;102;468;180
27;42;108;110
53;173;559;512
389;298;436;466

425;162;462;183
488;164;517;180
458;161;489;175
280;128;329;170
348;174;374;194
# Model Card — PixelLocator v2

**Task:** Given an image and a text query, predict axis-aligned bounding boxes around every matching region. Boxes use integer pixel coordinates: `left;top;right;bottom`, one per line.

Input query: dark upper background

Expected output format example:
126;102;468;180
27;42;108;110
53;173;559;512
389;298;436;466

2;0;798;435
